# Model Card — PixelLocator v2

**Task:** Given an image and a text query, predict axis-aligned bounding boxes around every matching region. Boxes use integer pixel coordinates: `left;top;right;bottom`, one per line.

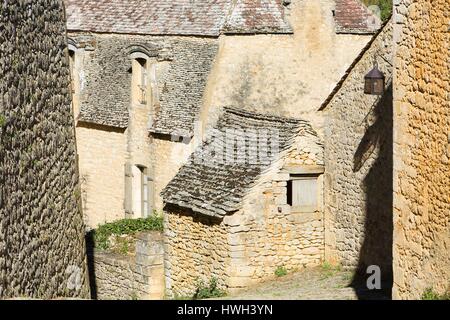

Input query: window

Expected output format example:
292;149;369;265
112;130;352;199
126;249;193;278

125;164;154;218
140;166;152;217
287;175;319;212
68;48;81;120
133;58;148;106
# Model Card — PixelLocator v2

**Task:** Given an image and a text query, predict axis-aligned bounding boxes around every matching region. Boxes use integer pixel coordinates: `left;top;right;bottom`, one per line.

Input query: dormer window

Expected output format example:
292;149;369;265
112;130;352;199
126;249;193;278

137;58;148;105
67;43;80;120
132;57;149;107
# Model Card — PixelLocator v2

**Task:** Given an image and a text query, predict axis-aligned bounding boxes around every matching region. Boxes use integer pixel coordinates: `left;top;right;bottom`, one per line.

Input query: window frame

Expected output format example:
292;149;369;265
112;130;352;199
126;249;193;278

287;174;319;213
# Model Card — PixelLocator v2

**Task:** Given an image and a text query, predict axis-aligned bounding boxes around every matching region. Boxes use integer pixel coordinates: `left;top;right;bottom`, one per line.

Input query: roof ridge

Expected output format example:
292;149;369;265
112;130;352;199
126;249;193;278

223;106;308;124
319;17;392;111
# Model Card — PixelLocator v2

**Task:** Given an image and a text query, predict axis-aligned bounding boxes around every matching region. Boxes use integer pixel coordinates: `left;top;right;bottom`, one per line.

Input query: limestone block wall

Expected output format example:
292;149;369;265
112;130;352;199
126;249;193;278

91;232;164;300
392;0;450;299
323;22;394;278
164;144;324;296
68;32;218;222
153;137;195;212
164;206;229;298
225;180;324;292
224;143;325;291
200;0;373;134
76;124;127;228
0;0;89;298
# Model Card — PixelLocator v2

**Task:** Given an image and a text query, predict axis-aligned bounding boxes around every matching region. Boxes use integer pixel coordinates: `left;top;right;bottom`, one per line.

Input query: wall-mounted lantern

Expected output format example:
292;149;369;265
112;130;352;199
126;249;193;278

364;63;385;95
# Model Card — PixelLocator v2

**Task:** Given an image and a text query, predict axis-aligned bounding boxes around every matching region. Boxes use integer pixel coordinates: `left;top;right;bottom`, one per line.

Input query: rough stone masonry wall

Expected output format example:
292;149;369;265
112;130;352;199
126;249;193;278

224;144;325;292
164;143;324;295
91;232;164;300
68;32;218;220
392;0;450;299
323;22;394;279
0;0;89;298
164;206;229;298
68;32;218;135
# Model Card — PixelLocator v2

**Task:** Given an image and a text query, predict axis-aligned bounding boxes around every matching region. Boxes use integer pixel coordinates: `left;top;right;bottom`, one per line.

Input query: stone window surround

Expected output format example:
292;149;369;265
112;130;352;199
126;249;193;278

67;40;81;122
130;51;159;129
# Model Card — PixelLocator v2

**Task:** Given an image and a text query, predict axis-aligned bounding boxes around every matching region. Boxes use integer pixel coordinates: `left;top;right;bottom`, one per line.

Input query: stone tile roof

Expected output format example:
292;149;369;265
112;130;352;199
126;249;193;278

69;34;218;131
222;0;292;34
161;107;320;218
65;0;292;36
334;0;382;34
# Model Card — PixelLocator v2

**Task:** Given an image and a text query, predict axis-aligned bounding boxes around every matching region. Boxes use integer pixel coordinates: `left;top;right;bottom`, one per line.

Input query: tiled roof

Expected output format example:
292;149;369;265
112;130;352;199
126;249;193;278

161;107;320;218
334;0;382;34
65;0;292;36
223;0;292;34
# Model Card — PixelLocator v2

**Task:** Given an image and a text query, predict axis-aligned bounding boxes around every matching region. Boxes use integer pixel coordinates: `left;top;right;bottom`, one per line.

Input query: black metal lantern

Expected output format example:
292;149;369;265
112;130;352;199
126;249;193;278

364;63;385;95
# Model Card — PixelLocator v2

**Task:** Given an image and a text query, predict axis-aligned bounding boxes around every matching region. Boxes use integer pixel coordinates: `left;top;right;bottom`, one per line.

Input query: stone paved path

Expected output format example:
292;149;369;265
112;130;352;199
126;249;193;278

218;267;391;300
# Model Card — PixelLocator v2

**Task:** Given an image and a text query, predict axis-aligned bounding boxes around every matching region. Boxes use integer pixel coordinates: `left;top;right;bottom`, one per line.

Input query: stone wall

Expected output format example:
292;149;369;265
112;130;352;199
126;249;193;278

200;0;373;134
164;206;229;298
153;137;195;211
68;33;218;224
322;21;394;283
76;124;127;228
0;0;89;298
392;0;450;299
225;181;324;292
68;33;218;135
164;139;324;297
91;232;164;300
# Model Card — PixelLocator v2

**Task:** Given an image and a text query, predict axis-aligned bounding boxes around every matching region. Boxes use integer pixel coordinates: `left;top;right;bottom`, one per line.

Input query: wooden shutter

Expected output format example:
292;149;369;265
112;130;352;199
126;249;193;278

124;163;133;217
291;177;318;212
143;168;154;217
147;176;154;216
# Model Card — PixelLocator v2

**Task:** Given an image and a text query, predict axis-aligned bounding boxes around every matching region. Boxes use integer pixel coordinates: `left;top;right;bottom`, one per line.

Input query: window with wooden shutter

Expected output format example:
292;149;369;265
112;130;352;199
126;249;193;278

288;175;319;212
142;168;154;217
124;163;133;217
137;58;147;105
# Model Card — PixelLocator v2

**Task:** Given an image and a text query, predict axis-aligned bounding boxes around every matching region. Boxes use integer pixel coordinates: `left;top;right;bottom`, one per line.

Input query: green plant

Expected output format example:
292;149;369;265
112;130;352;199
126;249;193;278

116;236;132;255
320;261;343;279
91;215;163;250
421;288;450;300
362;0;393;21
130;292;139;300
275;266;288;277
321;261;333;272
193;277;226;300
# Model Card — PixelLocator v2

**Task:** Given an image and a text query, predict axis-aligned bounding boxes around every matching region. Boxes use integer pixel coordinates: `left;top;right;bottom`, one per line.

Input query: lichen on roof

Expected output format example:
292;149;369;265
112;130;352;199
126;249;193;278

161;107;321;218
334;0;382;34
65;0;292;36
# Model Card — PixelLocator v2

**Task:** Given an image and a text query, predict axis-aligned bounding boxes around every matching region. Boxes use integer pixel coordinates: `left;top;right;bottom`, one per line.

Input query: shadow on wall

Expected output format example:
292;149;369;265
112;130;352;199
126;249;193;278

85;232;98;300
351;83;393;300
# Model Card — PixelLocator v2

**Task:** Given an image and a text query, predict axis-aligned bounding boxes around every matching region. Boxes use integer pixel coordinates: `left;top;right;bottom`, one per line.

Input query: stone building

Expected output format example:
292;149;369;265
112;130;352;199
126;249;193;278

0;0;89;298
162;107;324;297
320;19;394;287
64;0;379;229
302;0;449;299
392;0;449;299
